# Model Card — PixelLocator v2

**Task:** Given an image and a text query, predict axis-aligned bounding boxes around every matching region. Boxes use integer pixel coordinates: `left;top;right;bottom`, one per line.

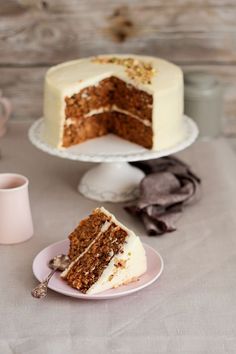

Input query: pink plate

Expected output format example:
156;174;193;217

32;240;164;300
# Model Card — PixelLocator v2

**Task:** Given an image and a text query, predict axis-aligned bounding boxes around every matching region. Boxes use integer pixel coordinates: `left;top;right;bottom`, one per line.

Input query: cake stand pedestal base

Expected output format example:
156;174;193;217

78;162;145;202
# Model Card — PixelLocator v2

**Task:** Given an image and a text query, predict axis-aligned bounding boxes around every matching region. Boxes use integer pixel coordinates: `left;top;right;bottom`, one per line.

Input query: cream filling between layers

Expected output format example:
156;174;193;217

65;105;152;127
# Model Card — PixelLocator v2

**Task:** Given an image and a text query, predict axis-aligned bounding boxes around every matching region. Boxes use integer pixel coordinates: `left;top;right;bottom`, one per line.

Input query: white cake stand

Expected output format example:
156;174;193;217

29;116;198;202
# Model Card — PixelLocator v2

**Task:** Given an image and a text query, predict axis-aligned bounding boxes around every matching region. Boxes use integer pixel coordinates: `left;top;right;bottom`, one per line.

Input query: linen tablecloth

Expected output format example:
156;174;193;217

0;122;236;354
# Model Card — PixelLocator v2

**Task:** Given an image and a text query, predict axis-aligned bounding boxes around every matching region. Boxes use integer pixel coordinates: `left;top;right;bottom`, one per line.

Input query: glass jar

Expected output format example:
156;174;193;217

184;72;223;137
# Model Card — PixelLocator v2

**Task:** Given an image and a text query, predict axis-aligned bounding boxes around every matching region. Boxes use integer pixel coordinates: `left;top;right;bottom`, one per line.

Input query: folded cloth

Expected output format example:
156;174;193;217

125;156;201;236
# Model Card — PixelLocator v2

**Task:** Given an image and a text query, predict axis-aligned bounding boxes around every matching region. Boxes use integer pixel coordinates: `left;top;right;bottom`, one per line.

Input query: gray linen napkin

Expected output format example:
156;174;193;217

125;156;201;236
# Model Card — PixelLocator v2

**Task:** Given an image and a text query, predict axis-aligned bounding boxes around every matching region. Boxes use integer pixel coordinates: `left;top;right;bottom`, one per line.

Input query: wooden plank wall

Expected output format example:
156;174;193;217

0;0;236;135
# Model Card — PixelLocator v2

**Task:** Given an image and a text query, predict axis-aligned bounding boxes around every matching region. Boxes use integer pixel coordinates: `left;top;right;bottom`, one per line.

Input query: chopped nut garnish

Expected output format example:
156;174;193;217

114;258;127;269
108;274;114;281
92;56;156;85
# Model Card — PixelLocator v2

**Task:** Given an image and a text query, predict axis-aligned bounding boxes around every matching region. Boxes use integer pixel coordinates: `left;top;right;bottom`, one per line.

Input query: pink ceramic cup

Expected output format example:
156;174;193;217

0;173;34;244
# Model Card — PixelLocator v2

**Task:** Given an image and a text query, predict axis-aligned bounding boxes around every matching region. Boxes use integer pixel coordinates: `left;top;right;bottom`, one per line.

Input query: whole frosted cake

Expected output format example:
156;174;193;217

61;207;147;294
44;54;185;150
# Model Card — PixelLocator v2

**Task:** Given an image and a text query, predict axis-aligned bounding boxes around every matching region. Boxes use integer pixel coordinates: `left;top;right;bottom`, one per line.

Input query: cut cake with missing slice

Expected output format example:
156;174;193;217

44;54;185;151
61;207;147;295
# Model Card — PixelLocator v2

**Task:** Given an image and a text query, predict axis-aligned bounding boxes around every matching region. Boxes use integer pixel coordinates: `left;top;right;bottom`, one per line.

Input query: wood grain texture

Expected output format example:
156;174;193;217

0;0;235;134
0;67;47;121
1;1;236;64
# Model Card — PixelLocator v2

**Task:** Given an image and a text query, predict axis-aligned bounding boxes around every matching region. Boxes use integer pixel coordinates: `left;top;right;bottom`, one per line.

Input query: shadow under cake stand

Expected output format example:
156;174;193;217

29;116;198;202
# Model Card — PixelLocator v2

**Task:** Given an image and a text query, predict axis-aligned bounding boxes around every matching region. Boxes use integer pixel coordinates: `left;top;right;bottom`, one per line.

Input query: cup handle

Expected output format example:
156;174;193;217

0;96;12;123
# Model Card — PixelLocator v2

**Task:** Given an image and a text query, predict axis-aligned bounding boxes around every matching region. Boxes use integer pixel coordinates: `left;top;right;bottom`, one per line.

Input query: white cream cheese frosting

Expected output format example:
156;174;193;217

44;54;185;150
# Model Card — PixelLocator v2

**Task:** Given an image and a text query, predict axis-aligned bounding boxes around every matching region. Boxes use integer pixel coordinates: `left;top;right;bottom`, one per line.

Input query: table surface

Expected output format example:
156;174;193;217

1;122;236;354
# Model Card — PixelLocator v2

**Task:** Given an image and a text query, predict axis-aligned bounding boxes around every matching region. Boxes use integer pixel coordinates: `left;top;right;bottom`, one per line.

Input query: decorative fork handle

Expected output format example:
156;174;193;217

31;268;57;299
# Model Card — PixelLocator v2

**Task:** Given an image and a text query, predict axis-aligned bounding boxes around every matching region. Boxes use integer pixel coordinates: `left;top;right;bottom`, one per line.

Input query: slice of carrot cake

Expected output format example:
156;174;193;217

61;207;147;294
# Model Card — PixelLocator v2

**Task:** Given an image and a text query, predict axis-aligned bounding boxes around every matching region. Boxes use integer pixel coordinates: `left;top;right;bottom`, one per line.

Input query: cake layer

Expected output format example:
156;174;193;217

111;112;152;149
68;210;109;260
65;76;152;122
63;113;109;147
63;112;152;148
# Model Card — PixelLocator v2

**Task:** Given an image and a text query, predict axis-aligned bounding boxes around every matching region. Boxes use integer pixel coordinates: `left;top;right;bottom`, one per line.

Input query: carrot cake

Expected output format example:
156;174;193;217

61;207;147;294
43;54;185;150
